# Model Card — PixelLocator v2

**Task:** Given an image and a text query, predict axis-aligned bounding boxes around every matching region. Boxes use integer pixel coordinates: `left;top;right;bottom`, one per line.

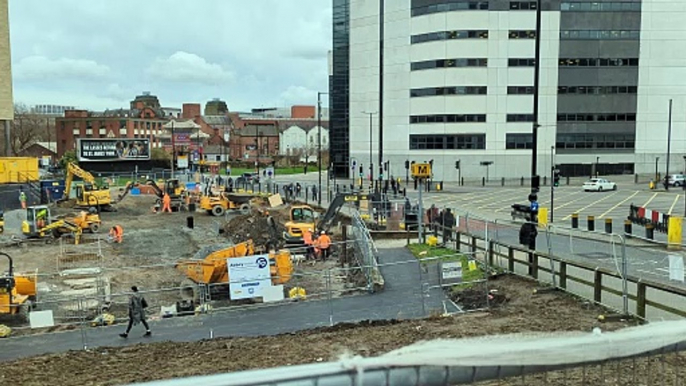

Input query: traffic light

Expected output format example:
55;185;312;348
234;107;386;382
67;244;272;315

384;161;388;171
455;160;460;170
405;160;410;169
553;168;561;187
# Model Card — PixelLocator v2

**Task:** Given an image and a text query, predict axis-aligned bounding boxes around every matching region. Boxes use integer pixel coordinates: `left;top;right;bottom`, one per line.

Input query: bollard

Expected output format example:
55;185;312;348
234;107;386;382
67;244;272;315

460;177;464;186
624;219;632;235
605;218;612;233
587;215;595;231
501;177;505;186
646;224;654;240
571;213;579;229
521;177;524;186
543;176;547;186
566;176;570;185
482;177;485;186
634;174;639;184
186;216;194;229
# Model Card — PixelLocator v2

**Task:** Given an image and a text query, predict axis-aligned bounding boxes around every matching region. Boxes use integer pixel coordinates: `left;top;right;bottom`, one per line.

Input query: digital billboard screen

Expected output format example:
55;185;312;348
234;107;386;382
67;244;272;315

78;138;151;162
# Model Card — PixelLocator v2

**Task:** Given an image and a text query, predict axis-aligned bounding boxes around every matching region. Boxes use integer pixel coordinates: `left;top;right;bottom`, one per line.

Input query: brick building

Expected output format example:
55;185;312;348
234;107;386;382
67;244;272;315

229;120;280;162
55;92;168;157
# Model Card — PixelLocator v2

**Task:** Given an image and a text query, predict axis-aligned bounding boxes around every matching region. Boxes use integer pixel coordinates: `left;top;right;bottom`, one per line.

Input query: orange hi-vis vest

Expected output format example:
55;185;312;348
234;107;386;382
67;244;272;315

303;230;313;245
317;234;331;249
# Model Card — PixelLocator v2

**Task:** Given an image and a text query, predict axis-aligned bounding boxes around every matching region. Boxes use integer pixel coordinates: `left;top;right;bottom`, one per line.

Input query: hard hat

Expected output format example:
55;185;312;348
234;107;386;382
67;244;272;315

308;228;313;232
320;230;325;235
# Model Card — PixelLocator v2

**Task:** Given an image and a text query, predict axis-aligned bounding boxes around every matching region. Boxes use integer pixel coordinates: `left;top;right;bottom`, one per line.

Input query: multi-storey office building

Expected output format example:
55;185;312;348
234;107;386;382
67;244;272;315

330;0;686;180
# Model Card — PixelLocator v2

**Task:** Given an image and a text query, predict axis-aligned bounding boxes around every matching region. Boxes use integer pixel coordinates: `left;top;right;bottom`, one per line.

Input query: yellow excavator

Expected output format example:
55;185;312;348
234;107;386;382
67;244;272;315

21;205;101;244
0;252;37;320
175;240;293;302
283;193;375;244
63;163;113;211
146;179;186;211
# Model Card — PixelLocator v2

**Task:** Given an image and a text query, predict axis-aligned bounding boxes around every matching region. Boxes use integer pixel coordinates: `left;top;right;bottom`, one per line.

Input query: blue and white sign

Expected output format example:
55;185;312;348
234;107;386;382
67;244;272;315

228;255;272;300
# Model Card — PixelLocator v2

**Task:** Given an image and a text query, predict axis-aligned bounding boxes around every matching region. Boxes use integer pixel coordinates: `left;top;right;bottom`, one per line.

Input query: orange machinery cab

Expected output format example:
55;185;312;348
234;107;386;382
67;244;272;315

175;240;293;288
0;253;37;315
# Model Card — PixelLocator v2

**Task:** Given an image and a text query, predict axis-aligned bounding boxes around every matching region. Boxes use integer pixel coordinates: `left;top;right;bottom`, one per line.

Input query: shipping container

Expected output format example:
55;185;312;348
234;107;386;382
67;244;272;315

0;157;39;184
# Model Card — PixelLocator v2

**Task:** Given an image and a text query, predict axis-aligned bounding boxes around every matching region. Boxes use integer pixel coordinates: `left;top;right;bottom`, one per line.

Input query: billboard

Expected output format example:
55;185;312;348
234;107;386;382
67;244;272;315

77;138;151;162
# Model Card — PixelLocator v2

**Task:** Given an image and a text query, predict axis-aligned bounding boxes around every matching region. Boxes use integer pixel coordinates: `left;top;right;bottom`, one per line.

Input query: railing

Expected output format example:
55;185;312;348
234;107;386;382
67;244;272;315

455;228;686;320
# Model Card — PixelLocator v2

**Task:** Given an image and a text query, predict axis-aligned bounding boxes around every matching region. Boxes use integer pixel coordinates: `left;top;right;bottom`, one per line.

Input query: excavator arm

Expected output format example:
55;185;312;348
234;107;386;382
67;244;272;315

316;193;376;232
63;163;96;199
145;179;164;198
40;220;83;244
117;181;138;202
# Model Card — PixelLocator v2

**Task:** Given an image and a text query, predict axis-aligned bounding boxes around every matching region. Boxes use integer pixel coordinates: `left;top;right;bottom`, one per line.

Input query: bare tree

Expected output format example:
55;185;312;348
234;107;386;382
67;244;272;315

11;103;46;155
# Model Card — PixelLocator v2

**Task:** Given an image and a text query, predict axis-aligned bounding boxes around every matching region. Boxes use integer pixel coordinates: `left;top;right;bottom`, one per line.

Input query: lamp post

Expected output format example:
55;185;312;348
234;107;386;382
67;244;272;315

666;99;673;191
551;146;555;223
530;0;542;192
317;91;328;205
170;120;175;178
362;111;377;188
655;157;660;183
378;0;385;192
596;156;600;178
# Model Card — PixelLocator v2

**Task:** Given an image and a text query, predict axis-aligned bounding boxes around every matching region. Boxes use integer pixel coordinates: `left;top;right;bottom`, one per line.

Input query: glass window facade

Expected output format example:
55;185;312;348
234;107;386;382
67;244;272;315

506;133;533;149
410;134;486;150
330;0;350;177
410;86;487;97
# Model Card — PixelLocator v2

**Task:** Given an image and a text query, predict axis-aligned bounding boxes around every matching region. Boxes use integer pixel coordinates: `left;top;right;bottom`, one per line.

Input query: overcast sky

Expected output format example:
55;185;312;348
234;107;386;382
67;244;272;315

8;0;332;112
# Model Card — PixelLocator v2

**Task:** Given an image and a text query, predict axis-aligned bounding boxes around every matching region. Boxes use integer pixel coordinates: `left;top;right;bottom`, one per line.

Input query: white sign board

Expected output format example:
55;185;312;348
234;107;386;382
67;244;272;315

228;255;272;300
441;261;463;281
669;254;685;283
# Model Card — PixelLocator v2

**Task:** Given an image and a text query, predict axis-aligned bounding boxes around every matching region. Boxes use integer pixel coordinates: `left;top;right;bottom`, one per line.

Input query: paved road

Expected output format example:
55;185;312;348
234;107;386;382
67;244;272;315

0;247;451;362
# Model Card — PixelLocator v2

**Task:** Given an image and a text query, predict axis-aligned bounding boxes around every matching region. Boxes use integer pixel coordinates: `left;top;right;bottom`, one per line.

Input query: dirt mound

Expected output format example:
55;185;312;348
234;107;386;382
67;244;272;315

451;279;509;310
222;211;282;248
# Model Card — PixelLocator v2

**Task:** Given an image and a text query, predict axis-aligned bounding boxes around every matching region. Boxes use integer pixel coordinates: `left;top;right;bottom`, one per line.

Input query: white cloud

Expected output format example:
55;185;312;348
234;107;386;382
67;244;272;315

13;56;111;81
146;51;234;85
279;85;318;106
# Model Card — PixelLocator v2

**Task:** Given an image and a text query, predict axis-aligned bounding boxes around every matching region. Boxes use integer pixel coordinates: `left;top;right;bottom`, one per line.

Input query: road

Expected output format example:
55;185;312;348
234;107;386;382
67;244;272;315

0;247;452;362
273;172;686;286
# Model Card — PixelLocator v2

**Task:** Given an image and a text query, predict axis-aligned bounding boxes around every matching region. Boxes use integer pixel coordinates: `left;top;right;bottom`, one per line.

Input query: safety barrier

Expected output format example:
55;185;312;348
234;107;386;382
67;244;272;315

628;204;669;233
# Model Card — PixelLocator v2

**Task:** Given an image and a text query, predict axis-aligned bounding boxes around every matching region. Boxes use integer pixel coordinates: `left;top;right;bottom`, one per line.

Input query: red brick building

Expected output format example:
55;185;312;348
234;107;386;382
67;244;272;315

55;92;169;157
229;120;280;162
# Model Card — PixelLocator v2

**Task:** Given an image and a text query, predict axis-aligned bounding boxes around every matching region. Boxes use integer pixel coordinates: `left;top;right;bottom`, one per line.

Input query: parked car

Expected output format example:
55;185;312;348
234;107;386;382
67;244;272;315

235;172;260;185
667;174;686;187
583;178;617;192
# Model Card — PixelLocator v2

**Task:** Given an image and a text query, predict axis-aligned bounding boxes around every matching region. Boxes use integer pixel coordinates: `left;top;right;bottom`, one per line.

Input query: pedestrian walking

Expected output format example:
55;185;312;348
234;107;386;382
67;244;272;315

119;286;151;338
312;185;318;202
19;189;27;209
296;183;302;198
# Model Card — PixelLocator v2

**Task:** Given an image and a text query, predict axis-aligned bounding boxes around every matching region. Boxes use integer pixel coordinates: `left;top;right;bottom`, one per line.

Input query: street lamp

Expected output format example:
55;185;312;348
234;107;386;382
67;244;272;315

666;99;674;191
317;91;329;205
596;156;600;178
362;111;377;188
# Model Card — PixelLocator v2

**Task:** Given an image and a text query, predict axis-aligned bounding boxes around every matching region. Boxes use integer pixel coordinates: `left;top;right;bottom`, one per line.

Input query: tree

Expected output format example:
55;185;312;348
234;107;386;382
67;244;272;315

11;103;47;155
59;150;77;169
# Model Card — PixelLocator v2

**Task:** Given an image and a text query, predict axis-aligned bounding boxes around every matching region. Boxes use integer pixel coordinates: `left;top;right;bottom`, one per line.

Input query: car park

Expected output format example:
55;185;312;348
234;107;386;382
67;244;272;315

583;178;617;192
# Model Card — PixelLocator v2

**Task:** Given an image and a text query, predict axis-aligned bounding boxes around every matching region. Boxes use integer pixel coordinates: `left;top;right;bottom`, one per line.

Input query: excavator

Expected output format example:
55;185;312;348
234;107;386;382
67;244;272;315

175;240;293;303
0;252;37;321
146;179;186;211
283;192;377;244
21;205;101;244
63;163;114;211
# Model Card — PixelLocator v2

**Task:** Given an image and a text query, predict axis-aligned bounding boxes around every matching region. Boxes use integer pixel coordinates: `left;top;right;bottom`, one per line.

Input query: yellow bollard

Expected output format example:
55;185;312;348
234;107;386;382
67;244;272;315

668;216;683;250
538;207;549;228
649;181;655;190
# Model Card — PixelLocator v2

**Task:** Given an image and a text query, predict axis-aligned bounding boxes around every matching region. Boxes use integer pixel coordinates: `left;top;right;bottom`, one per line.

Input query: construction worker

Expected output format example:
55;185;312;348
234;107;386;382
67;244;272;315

109;225;123;243
162;192;172;213
303;228;314;260
19;189;27;209
315;230;332;260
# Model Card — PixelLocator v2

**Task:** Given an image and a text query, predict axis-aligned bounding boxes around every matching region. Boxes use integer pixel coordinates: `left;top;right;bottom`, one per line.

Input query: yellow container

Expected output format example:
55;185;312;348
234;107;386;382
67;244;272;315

427;235;438;246
0;157;39;184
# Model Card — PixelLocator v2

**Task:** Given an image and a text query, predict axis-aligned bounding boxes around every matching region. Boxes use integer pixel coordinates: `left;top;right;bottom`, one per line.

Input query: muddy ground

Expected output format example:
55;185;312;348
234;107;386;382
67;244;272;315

0;192;352;327
2;274;666;386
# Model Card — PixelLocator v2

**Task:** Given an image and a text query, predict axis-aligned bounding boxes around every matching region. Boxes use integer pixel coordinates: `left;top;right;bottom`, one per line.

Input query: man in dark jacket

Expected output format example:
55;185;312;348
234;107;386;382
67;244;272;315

442;208;456;242
119;286;151;338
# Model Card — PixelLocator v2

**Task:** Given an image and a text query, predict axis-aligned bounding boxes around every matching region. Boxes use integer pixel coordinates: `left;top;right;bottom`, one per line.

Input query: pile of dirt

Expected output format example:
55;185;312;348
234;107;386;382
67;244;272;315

1;275;639;386
222;211;282;248
451;285;508;310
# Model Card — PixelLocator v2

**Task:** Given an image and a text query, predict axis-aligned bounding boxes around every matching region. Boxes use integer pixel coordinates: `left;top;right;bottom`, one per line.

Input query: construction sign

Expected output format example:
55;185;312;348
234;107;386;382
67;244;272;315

411;163;432;179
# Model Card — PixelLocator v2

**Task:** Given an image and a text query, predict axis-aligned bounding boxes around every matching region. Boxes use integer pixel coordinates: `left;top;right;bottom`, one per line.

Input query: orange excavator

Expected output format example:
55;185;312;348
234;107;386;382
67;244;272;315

175;240;293;302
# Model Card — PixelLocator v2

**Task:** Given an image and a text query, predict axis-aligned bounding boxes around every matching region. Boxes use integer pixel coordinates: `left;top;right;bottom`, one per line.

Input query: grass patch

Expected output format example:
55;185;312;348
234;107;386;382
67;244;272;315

407;243;484;287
